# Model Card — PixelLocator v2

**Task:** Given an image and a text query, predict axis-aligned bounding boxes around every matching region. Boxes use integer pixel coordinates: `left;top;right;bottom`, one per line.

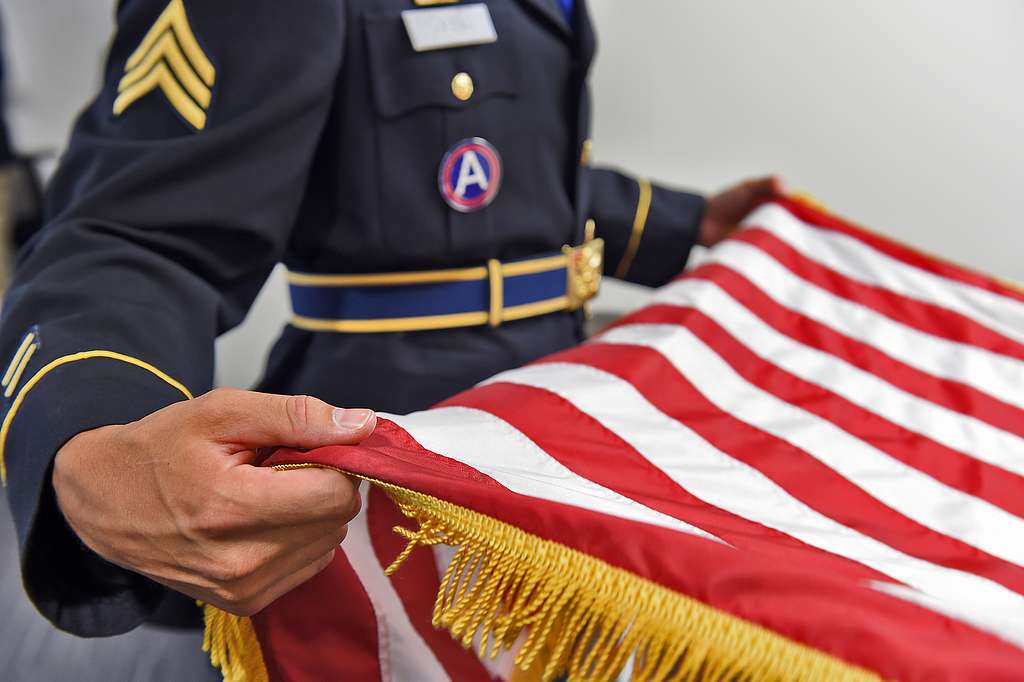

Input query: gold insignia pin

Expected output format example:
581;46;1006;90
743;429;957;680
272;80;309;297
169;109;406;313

112;0;215;130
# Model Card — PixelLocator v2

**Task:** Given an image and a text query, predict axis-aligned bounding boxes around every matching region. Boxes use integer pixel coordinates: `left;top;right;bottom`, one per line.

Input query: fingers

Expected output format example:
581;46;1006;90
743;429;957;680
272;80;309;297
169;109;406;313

161;490;349;615
202;549;338;617
241;464;363;527
157;475;352;615
246;520;347;597
194;388;377;450
250;549;338;614
225;514;347;613
743;175;786;199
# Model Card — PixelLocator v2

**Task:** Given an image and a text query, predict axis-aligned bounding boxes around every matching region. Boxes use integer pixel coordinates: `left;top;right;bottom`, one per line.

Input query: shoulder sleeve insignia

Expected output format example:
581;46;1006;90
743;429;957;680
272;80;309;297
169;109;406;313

112;0;216;130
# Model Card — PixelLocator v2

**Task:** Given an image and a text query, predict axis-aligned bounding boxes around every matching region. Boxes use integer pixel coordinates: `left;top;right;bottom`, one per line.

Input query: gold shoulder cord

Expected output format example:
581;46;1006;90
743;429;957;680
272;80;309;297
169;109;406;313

614;177;652;279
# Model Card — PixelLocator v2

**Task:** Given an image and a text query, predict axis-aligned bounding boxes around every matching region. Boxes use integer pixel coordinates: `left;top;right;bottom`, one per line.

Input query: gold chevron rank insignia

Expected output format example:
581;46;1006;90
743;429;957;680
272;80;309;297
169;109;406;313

112;0;215;130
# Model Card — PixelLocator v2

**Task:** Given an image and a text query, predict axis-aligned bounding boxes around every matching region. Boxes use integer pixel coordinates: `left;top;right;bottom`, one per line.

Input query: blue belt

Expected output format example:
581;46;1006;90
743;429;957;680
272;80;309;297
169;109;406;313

288;243;603;333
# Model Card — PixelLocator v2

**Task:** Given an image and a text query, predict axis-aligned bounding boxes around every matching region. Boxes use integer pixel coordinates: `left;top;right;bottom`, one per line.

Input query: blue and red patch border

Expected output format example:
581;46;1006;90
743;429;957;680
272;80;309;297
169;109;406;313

437;137;503;212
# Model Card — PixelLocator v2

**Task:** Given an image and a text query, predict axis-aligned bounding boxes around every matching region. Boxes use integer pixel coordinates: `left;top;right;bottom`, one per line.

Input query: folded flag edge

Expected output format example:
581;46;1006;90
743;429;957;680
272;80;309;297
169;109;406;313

202;467;879;682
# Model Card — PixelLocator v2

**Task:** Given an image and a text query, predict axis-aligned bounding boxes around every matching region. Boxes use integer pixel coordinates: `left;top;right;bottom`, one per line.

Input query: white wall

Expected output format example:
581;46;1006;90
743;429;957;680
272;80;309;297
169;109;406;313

587;0;1024;281
4;1;1023;388
2;1;113;179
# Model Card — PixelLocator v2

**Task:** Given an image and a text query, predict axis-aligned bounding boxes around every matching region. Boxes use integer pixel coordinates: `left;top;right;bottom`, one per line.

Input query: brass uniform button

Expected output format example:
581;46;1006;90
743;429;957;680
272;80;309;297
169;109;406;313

451;72;474;101
580;138;593;166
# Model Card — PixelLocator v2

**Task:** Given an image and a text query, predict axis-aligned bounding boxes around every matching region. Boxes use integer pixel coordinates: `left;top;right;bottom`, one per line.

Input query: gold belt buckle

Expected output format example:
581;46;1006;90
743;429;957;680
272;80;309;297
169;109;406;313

563;224;604;313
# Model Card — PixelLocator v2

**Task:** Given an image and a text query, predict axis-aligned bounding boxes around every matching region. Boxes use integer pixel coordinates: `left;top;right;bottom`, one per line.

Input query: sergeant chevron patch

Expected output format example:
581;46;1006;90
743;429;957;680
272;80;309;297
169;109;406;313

112;0;215;130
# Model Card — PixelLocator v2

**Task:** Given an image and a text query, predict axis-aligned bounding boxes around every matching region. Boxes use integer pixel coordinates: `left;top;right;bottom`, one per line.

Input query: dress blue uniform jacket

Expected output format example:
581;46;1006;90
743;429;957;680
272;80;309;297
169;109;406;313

1;0;704;636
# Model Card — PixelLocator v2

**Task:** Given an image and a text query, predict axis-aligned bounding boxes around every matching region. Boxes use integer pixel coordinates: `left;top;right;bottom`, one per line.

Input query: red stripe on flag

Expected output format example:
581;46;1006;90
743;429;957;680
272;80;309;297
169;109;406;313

586;311;1024;595
682;261;1024;465
253;553;382;682
444;381;888;585
771;198;1024;305
366;485;496;681
735;226;1024;363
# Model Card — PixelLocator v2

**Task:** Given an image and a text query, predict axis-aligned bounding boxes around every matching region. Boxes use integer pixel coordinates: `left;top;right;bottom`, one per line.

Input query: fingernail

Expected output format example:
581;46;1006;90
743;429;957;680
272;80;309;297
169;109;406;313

333;408;374;430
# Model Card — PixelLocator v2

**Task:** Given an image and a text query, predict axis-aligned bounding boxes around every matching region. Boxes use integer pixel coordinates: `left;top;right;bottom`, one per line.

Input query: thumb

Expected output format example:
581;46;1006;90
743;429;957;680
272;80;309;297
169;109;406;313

196;389;377;450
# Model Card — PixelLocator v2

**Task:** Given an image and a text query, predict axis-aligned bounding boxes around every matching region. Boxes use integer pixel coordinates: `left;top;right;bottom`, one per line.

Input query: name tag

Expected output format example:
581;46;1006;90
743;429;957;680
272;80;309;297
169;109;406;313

401;4;497;52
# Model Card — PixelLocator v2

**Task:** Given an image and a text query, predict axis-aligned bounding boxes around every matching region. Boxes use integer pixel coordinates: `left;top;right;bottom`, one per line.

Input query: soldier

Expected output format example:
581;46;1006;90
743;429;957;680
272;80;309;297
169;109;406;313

1;0;780;637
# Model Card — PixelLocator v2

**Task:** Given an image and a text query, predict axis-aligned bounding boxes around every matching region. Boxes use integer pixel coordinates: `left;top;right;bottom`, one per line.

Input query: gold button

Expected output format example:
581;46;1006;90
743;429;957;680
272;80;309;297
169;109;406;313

580;138;593;166
451;72;474;101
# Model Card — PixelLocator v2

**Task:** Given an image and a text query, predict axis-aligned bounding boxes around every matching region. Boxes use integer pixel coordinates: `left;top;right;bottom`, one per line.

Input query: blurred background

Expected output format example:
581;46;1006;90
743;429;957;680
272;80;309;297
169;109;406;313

1;0;1021;679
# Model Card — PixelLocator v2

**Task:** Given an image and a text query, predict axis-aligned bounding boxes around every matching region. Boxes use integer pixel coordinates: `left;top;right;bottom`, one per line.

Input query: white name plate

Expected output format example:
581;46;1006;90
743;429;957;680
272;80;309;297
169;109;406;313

402;4;498;53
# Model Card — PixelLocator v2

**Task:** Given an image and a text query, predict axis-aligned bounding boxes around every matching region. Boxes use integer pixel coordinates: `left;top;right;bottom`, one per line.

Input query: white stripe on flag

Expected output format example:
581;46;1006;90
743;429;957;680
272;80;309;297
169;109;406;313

745;203;1024;348
342;482;450;682
652;278;1024;479
483;361;1024;646
386;408;723;543
703;240;1024;413
594;323;1024;569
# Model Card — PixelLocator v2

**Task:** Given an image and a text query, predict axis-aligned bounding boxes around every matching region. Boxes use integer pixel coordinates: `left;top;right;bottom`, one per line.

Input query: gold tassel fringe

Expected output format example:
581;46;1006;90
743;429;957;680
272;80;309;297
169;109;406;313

202;603;269;682
203;468;880;682
377;479;880;682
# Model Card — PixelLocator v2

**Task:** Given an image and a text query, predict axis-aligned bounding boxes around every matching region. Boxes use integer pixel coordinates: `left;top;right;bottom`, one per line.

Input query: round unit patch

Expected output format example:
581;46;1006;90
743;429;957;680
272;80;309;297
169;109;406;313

438;137;502;212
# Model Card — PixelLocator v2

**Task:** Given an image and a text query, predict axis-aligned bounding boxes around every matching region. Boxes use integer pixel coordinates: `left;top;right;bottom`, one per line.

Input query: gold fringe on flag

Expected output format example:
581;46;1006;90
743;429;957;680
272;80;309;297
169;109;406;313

202;602;269;682
204;471;880;682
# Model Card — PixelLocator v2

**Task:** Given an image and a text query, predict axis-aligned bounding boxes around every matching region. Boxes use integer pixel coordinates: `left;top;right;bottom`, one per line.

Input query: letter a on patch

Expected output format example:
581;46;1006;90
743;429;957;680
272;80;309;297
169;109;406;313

112;0;216;130
438;138;503;212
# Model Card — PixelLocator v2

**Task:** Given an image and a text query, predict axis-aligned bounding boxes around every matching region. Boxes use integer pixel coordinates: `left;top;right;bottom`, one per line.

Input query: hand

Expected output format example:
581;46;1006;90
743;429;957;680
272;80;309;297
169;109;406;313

52;388;377;616
699;175;786;247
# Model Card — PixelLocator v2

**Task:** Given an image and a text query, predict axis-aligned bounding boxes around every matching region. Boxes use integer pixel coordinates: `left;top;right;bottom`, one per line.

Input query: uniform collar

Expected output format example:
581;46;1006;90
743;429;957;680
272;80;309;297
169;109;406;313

517;0;572;38
515;0;595;74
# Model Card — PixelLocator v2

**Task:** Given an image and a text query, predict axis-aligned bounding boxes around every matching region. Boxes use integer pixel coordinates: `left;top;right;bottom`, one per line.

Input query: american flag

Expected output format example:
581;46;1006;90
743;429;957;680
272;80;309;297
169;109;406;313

213;198;1024;682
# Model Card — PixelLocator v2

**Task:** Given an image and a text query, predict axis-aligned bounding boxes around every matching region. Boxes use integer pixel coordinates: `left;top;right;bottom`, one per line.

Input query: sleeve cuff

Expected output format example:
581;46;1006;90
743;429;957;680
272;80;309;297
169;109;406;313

2;352;191;636
615;180;705;288
589;168;706;288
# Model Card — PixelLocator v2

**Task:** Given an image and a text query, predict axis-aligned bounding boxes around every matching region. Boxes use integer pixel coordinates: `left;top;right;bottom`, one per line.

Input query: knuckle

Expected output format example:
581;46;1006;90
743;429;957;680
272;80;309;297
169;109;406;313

187;506;232;540
212;584;243;606
284;394;320;433
326;479;360;520
313;550;336;575
213;586;259;616
206;387;240;402
206;552;261;585
195;387;241;416
183;494;241;539
195;388;221;409
109;421;146;455
206;563;242;586
232;601;262;618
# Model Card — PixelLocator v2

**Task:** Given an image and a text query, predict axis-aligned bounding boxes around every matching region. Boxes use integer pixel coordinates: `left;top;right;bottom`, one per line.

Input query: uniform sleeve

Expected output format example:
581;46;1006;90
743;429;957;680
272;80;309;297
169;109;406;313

0;0;344;636
587;167;705;287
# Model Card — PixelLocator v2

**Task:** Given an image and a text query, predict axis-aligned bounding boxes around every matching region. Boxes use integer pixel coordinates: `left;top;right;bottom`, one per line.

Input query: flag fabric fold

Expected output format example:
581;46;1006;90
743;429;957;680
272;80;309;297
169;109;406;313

206;197;1024;681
